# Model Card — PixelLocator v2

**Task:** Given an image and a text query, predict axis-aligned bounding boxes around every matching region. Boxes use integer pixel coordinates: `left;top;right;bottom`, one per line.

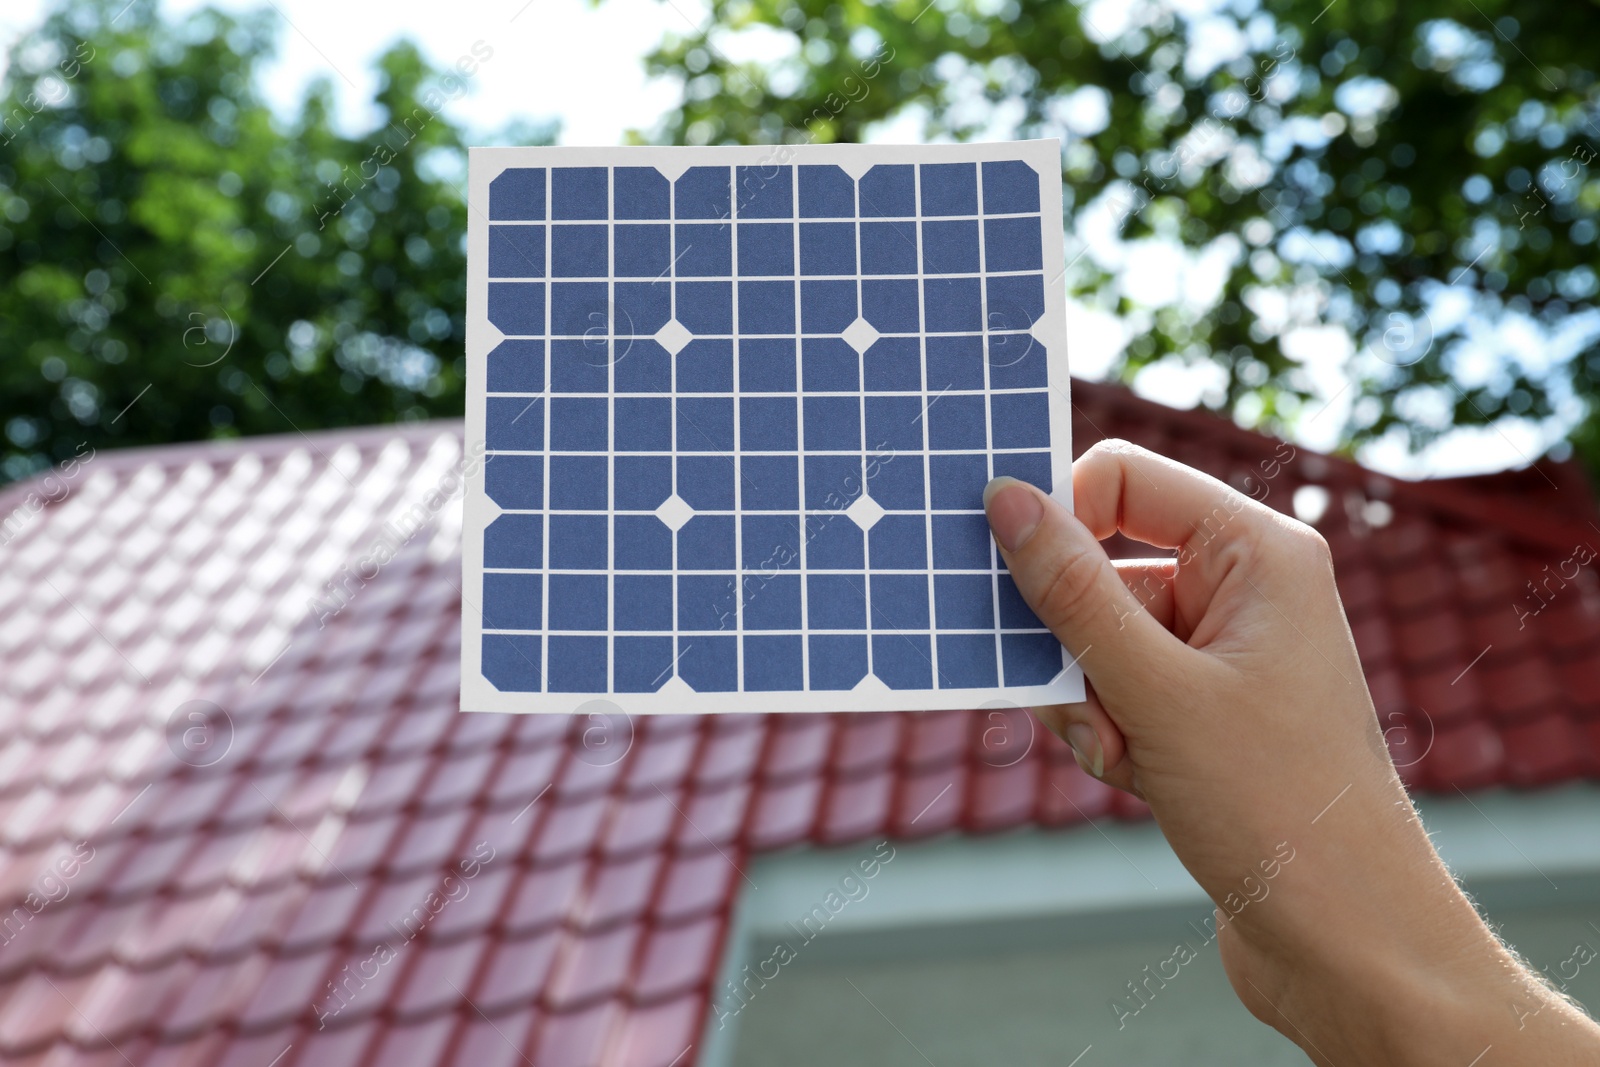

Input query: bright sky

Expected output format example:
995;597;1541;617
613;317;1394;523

1;0;1571;479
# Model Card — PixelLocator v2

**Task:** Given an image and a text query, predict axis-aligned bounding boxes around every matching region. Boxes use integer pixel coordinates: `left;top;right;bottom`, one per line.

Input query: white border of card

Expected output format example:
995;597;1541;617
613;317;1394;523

461;139;1085;714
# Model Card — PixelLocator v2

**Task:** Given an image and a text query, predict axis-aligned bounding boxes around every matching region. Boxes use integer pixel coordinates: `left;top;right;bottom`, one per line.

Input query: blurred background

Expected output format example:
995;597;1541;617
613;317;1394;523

2;0;1597;486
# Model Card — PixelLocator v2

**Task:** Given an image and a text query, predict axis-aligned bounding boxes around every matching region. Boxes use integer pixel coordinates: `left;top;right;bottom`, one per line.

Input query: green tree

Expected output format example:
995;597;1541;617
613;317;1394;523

0;1;533;483
635;0;1600;470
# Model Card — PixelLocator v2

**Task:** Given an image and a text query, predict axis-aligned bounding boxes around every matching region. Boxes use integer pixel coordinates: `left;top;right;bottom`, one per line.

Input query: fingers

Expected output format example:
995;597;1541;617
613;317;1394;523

1033;683;1138;794
984;475;1201;713
1072;439;1277;555
1115;558;1178;633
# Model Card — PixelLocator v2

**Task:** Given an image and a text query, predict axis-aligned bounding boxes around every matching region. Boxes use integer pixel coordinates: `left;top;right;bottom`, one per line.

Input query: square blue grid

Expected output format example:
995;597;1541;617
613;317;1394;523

482;159;1061;695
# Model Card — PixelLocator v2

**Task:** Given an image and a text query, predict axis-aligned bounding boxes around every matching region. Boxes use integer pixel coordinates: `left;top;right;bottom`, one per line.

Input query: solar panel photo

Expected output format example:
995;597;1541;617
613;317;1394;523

461;141;1083;713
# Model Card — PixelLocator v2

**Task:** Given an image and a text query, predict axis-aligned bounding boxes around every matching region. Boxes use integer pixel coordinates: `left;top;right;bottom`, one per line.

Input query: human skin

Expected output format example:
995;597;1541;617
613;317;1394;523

983;440;1600;1065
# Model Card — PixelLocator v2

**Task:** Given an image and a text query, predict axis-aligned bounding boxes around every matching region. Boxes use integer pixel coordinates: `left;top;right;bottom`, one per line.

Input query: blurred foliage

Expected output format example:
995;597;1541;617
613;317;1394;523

636;0;1600;471
0;1;547;484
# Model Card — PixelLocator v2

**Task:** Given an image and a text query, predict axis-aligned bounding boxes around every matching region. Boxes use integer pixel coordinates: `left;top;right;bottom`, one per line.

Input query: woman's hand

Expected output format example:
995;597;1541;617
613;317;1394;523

985;440;1600;1065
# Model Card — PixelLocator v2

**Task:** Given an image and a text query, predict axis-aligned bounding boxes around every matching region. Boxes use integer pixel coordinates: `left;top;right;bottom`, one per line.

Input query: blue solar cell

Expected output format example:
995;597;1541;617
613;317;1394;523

738;223;793;275
550;397;607;451
859;222;918;275
488;282;544;335
806;516;864;569
986;273;1045;328
925;335;985;391
922;277;982;332
614;397;671;452
800;338;858;392
928;453;987;509
614;338;671;393
551;225;607;277
550;282;608;336
804;455;862;510
676;167;731;219
935;573;994;629
738;280;796;334
803;396;860;451
981;159;1041;214
489;168;545;221
740;396;798;451
549;515;608;570
744;574;801;630
864;395;923;452
615;455;671;510
482;634;541;691
679;515;736;569
919;162;978;216
744;634;803;689
859;165;915;217
549;574;607;629
676;223;731;277
868;515;927;570
866;454;924;509
676;281;733;334
798;165;855;218
922;220;980;274
931;513;992;569
869;573;930;630
936;633;997;688
484;454;543;509
487;340;544;393
861;279;920;333
615;516;672;570
799;223;856;275
614;575;673;631
676;397;734;452
489;225;545;278
873;633;931;689
799;280;857;333
484;515;543;569
678;575;737;631
809;634;868;689
992;451;1052;493
678;339;734;392
615;167;671;219
735;165;793;218
742;455;800;510
615;224;669;277
677;455;736;510
983;216;1043;272
549;455;607;510
548;635;607;690
486;397;542;452
742;515;801;571
616;282;671;336
615;636;674;691
987;334;1047;388
739;337;796;392
549;339;608;393
807;574;866;629
483;572;542;630
679;635;738;691
991;392;1051;449
927;394;987;452
551;168;608;220
863;337;921;392
1003;632;1062;685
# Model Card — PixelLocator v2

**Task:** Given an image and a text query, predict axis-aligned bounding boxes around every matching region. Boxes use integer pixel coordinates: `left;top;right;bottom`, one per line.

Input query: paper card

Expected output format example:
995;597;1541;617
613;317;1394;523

460;140;1084;714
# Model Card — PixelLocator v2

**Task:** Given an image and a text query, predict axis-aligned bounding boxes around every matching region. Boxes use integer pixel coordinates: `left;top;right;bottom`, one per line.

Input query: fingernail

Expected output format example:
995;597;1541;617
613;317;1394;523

1065;722;1104;778
983;477;1044;553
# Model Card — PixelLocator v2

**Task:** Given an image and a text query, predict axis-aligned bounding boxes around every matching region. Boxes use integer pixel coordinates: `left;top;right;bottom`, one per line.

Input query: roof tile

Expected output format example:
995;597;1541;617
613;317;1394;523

0;386;1592;1066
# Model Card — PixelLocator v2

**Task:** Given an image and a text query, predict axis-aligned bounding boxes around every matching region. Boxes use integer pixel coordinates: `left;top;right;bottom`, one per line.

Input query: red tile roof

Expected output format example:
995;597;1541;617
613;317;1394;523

0;379;1595;1065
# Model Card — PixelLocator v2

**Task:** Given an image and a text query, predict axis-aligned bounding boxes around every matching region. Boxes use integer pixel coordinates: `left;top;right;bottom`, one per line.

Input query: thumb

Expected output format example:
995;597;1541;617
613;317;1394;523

984;476;1190;710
